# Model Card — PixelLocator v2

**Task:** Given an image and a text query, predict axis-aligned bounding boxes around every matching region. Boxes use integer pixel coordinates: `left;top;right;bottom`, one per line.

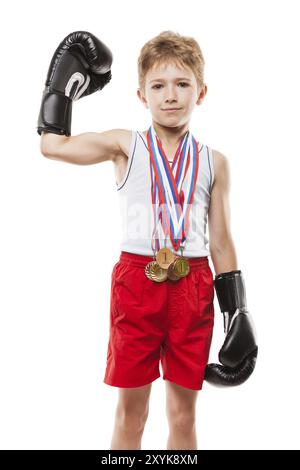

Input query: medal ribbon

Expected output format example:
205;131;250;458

147;124;199;253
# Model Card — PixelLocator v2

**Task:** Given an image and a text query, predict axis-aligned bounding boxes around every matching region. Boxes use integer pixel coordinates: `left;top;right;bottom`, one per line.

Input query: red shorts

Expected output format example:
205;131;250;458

103;251;215;390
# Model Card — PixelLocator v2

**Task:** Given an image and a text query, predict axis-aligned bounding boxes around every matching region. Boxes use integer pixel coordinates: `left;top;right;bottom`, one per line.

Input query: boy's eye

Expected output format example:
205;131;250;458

152;82;189;89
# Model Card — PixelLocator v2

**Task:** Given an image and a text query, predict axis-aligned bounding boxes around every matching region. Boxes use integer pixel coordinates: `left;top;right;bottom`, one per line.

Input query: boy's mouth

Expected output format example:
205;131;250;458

162;108;181;112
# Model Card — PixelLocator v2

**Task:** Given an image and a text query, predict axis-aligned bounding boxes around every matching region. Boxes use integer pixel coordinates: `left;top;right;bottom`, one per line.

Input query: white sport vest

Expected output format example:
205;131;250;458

116;130;214;258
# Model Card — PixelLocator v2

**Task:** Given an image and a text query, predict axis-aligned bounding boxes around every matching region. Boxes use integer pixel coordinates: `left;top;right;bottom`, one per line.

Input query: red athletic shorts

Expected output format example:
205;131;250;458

103;251;214;390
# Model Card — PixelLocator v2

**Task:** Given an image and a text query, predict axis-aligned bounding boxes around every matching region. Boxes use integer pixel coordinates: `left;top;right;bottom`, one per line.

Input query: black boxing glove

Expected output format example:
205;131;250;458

205;270;258;386
37;31;112;136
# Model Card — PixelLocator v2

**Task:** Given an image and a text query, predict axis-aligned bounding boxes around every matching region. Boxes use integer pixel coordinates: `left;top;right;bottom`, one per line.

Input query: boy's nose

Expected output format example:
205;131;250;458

164;86;178;101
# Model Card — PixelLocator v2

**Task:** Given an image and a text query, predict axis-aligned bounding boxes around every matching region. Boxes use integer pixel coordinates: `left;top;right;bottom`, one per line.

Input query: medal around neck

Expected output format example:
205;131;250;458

172;256;190;277
167;256;190;281
145;253;191;283
156;247;175;269
145;124;199;283
145;261;168;282
146;124;199;254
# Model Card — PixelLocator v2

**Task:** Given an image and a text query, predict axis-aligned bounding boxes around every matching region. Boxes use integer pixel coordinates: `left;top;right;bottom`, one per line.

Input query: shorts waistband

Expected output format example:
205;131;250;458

119;251;209;269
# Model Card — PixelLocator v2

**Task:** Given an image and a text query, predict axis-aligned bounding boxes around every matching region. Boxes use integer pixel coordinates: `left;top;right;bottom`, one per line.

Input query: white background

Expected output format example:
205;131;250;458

0;0;299;450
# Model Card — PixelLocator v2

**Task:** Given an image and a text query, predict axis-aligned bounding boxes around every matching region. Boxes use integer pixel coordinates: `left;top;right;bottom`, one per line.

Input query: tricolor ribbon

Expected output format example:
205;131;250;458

147;124;199;254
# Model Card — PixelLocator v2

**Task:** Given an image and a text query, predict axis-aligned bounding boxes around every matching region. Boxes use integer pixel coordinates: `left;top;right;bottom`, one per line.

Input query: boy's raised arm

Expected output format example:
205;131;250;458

37;31;113;162
40;129;125;165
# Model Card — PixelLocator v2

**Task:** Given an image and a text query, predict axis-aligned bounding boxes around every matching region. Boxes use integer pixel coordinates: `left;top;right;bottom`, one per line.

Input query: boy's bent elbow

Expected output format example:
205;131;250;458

40;144;52;158
40;132;68;159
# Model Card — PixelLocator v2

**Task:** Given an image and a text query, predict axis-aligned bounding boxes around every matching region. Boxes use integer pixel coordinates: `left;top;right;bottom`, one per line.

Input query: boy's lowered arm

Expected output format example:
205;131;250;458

205;150;258;387
208;150;238;274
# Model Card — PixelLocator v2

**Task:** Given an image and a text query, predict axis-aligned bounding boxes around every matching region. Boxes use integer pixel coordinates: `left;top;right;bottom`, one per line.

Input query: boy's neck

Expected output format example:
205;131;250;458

151;122;190;149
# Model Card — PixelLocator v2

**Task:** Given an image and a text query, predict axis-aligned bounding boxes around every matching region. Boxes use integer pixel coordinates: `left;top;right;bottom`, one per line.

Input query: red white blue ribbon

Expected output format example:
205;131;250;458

147;124;199;254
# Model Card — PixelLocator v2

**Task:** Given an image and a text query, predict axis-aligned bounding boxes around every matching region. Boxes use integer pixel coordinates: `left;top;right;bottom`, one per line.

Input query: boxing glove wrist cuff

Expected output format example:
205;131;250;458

214;270;247;313
37;91;72;136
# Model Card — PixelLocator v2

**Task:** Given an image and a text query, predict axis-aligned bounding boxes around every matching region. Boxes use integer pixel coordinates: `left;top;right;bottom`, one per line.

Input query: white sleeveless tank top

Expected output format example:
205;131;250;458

115;130;214;258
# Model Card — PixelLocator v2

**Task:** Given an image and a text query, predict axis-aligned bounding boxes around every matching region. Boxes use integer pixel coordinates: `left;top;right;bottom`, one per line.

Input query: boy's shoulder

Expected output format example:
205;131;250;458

211;148;230;185
110;129;132;158
114;129;148;158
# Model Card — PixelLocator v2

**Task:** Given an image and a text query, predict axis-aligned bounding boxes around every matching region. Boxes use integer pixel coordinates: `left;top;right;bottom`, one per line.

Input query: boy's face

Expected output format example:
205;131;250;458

137;61;207;128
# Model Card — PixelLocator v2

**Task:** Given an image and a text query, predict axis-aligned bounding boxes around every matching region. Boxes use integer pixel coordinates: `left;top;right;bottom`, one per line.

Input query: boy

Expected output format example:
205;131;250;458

38;30;257;450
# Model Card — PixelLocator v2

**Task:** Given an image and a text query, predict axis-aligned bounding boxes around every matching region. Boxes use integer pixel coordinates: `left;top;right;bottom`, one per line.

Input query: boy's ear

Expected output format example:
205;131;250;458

196;84;208;105
137;88;149;108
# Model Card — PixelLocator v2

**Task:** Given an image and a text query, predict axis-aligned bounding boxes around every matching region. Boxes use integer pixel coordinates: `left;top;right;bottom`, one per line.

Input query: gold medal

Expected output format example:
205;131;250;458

145;260;168;282
172;256;190;278
156;247;175;269
167;258;181;281
167;256;190;281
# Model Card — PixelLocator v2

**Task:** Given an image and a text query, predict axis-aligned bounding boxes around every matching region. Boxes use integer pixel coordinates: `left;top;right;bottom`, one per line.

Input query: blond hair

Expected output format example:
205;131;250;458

137;30;205;92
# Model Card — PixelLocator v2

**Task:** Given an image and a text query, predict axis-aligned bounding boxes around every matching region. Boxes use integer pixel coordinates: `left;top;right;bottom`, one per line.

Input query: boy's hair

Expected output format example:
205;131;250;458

137;30;205;93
